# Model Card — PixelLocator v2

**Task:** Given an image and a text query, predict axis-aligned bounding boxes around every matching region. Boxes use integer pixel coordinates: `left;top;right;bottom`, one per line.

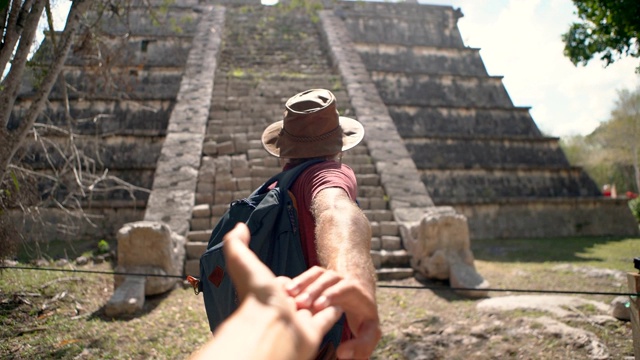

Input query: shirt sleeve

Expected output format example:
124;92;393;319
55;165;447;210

303;161;358;201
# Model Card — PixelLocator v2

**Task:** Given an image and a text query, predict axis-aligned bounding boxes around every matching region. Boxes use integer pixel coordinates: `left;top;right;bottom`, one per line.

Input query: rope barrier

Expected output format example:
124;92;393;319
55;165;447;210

2;265;638;297
376;283;639;297
0;265;184;279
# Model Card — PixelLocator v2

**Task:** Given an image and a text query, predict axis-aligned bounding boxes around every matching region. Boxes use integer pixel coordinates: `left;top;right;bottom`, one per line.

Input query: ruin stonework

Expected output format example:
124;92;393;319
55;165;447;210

11;1;639;286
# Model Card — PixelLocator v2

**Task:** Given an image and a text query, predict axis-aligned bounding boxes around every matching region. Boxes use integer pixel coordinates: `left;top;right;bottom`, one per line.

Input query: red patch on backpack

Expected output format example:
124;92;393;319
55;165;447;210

208;266;224;288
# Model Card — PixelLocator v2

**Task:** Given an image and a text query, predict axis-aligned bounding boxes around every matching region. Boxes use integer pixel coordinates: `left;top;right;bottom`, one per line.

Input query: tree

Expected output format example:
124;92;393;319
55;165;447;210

1;0;91;182
562;0;640;71
560;87;640;195
600;86;640;193
1;0;161;261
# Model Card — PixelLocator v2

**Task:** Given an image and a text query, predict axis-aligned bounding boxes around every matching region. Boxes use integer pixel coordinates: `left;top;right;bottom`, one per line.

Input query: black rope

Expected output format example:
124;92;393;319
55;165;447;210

2;265;638;297
0;265;184;279
376;283;639;297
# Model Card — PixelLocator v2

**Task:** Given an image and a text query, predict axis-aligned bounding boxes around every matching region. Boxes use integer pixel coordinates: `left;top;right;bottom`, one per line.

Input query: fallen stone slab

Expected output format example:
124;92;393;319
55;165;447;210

477;294;610;318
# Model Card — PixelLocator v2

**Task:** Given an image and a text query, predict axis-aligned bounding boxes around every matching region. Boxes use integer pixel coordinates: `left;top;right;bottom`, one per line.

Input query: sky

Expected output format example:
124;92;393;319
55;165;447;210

418;0;639;138
45;0;639;139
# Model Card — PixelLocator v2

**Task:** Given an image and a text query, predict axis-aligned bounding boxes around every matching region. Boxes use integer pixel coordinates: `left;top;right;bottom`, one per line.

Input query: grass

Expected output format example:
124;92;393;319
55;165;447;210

471;236;639;271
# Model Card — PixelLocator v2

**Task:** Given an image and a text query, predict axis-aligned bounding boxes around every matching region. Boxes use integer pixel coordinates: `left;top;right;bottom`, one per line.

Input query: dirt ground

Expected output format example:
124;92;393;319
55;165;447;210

1;255;636;359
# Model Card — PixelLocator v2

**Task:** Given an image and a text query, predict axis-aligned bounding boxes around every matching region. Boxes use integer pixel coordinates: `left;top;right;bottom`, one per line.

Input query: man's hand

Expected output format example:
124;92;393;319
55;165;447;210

286;266;382;359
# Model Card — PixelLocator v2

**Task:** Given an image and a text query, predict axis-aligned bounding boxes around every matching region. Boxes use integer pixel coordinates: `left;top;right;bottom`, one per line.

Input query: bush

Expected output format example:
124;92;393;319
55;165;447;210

96;239;110;254
629;197;640;223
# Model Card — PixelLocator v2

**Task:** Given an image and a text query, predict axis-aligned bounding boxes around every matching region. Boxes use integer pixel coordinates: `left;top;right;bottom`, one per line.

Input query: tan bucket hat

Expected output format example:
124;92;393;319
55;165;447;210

261;89;364;158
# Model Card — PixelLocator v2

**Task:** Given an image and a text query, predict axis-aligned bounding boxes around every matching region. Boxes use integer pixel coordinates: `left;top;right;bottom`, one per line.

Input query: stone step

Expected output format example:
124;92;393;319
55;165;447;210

376;268;414;281
364;209;394;222
187;230;210;242
349;163;376;175
370;249;411;269
371;236;402;251
185;241;207;260
358;197;388;210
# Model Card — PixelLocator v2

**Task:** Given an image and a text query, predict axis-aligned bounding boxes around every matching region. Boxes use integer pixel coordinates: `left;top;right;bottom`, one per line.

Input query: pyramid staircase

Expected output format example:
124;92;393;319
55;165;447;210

182;3;412;280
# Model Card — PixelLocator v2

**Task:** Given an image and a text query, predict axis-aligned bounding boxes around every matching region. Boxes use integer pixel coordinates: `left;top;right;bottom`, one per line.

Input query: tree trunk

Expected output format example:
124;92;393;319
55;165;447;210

0;0;36;77
0;0;91;183
0;0;46;126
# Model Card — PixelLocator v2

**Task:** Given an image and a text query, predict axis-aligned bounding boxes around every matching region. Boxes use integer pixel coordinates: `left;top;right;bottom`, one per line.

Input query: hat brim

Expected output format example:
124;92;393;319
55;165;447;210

261;116;364;158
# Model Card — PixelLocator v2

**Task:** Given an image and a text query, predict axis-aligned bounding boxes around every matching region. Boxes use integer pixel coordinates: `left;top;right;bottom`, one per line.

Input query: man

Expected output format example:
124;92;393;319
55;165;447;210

261;89;381;359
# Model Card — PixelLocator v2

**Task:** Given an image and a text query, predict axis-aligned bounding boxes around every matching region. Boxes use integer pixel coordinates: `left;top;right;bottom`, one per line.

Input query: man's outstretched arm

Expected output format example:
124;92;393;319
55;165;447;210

311;187;380;359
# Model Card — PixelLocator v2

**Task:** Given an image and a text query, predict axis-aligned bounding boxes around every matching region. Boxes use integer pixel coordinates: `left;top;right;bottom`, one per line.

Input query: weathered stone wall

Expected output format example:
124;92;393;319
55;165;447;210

10;100;173;135
9;2;202;242
389;106;541;137
455;198;640;240
422;167;600;201
372;72;513;107
406;137;570;168
339;2;464;47
356;44;487;77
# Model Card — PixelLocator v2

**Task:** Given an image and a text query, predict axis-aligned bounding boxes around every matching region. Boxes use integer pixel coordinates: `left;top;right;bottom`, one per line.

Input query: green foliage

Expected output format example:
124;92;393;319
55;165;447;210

96;239;110;254
629;197;640;223
562;0;640;71
278;0;326;23
561;85;640;193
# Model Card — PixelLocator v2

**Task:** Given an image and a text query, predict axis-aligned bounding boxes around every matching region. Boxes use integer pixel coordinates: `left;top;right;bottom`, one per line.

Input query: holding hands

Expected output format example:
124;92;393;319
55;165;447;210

190;223;380;360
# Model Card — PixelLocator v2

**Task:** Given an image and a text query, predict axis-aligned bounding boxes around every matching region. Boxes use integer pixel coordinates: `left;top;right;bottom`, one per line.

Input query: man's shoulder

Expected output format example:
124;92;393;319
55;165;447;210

306;160;354;174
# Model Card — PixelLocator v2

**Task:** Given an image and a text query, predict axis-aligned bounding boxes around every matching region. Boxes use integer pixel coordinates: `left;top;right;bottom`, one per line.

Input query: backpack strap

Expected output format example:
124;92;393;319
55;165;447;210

252;159;325;197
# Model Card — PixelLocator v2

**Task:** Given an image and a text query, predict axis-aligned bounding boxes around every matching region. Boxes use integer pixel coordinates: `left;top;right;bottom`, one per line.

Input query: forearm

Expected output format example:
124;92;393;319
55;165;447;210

313;193;376;296
192;296;298;360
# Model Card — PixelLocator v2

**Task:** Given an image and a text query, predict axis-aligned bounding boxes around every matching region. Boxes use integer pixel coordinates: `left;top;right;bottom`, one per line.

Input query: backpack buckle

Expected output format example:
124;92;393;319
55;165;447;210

186;275;200;295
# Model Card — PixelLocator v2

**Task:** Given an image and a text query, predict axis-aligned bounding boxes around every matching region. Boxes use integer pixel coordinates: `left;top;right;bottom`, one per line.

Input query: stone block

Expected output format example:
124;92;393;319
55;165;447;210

370;250;382;269
215;191;234;205
364;210;394;222
232;167;251;178
184;259;201;278
358;174;380;186
185;242;207;259
358;198;370;210
190;217;212;231
105;276;145;317
233;134;249;153
370;221;380;237
202;141;218;156
195;193;214;205
115;221;185;295
359;186;385;198
192;204;211;218
380;221;399;236
369;197;388;210
370;237;381;250
376;268;414;281
236;177;253;191
231;154;248;168
248;139;263;149
217;141;235;155
196;180;214;194
381;236;402;250
380;249;411;268
247;149;268;160
399;207;489;298
211;204;230;216
187;230;211;242
216;176;237;191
